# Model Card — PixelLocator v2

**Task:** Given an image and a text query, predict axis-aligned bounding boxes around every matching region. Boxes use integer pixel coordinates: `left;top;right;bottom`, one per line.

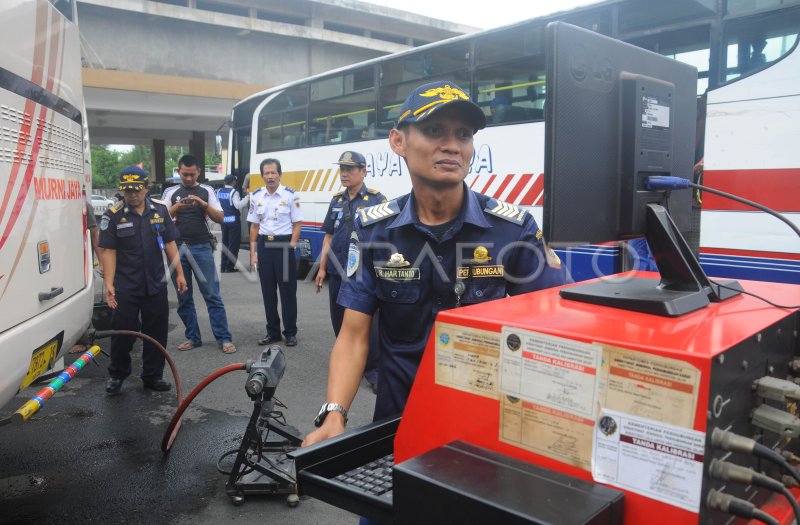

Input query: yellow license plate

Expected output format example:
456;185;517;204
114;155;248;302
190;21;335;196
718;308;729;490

20;340;59;390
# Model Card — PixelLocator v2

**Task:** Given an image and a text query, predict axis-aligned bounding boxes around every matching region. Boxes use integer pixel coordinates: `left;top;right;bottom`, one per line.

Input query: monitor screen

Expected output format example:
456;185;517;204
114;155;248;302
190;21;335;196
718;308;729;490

543;22;741;316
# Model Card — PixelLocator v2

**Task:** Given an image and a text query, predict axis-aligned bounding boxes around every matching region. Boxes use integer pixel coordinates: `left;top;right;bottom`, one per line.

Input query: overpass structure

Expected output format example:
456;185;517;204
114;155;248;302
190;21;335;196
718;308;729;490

75;0;475;179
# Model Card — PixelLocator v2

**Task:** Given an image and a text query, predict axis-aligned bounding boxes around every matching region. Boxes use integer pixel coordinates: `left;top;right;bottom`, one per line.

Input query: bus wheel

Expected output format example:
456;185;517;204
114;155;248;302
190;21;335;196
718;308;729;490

296;258;311;280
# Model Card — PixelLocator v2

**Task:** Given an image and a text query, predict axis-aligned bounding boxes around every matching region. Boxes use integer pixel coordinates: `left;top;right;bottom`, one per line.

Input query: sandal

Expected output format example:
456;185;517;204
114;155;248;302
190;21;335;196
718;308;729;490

177;340;200;351
220;342;237;354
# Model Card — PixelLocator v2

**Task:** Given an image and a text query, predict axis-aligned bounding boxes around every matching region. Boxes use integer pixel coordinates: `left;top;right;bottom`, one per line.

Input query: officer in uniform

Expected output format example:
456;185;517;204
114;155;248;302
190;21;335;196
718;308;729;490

98;166;188;395
315;151;386;392
216;174;250;273
248;158;303;347
304;81;570;446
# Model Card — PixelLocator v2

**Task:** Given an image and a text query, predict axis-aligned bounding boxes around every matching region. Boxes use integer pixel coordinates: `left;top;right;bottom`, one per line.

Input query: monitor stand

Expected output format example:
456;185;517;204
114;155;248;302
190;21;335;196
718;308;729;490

560;204;743;317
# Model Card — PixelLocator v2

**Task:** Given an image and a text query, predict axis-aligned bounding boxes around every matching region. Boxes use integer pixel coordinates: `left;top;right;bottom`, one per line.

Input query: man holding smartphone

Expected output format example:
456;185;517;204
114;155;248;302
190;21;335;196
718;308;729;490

162;154;237;354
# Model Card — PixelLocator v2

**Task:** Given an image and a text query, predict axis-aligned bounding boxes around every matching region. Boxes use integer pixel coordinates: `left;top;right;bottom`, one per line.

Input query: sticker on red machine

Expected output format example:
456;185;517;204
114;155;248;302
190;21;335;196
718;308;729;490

435;322;501;399
597;344;700;429
592;409;704;512
499;327;600;419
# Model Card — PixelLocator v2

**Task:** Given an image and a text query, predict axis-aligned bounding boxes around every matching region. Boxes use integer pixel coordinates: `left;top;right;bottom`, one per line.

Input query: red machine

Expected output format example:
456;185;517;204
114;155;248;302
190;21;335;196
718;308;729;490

395;276;800;524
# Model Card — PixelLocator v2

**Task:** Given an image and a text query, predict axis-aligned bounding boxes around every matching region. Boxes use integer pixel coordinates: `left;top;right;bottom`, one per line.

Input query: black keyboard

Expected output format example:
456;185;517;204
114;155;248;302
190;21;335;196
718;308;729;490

290;416;400;523
332;453;394;499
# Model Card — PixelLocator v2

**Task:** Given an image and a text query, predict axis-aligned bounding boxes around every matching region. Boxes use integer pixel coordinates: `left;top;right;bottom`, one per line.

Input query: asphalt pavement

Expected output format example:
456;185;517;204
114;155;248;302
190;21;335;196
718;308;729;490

0;249;378;524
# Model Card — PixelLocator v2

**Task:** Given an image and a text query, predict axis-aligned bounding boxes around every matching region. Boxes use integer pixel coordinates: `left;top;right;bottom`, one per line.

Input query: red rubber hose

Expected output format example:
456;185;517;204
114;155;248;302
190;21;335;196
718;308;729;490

161;362;247;452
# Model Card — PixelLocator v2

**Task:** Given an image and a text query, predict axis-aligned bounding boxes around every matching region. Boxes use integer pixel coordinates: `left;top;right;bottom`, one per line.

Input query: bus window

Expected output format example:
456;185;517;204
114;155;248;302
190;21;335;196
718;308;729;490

255;84;308;152
626;25;711;95
311;67;373;101
382;42;469;86
618;0;715;34
475;23;545;66
308;90;375;145
476;59;546;125
561;9;612;35
378;73;471;133
723;10;800;82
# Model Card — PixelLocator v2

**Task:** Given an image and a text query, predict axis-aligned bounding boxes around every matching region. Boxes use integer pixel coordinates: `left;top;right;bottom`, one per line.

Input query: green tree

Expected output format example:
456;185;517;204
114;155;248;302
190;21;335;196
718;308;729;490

120;145;151;172
90;145;122;188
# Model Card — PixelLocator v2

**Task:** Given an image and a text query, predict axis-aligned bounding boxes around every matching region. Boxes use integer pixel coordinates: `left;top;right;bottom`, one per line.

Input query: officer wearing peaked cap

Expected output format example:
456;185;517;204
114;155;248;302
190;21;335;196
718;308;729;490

98;166;187;395
304;80;570;449
315;150;386;393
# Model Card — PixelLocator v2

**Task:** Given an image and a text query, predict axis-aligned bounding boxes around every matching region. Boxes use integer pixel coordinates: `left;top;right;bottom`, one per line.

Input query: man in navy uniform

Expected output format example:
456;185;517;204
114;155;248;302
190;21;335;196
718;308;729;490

99;166;188;395
248;158;303;347
216;174;249;273
315;151;386;393
304;81;570;445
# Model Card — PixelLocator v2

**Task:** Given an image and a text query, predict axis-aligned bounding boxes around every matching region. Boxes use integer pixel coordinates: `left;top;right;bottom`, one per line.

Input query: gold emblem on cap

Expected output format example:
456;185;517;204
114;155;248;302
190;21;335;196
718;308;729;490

472;246;491;263
420;84;468;101
121;174;143;183
386;253;410;268
342;152;352;162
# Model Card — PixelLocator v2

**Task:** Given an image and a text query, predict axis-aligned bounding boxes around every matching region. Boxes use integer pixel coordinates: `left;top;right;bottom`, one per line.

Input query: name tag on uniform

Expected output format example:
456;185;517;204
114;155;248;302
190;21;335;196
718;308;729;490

223;215;237;223
117;222;133;230
150;217;164;224
375;267;420;281
457;265;504;278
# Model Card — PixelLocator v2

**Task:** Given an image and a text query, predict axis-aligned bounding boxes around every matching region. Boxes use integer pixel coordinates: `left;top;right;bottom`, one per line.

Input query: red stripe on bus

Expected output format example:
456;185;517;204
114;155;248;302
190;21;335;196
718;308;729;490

480;174;496;195
467;174;479;189
700;246;800;261
0;3;50;250
493;174;514;199
520;174;544;206
703;169;800;212
505;173;532;204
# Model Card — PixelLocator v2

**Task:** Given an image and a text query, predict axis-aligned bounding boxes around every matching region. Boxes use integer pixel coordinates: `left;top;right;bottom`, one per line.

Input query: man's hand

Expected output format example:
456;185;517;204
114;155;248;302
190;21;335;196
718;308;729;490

315;267;326;293
250;252;258;271
301;415;346;447
176;275;188;294
105;283;118;309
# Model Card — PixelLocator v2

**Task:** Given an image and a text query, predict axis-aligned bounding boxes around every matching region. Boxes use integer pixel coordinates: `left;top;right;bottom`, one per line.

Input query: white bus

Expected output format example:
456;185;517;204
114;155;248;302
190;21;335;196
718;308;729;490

225;0;800;284
0;0;94;408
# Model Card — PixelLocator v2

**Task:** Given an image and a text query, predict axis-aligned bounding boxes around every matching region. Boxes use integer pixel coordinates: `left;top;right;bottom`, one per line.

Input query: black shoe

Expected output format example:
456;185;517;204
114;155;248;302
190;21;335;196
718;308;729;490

229;268;239;272
285;336;298;347
258;335;282;345
105;377;123;395
142;379;171;392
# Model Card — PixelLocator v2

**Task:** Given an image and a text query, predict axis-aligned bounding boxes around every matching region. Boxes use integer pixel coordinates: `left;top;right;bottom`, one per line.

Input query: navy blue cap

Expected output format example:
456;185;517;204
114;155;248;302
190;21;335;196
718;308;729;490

119;165;148;191
396;81;486;131
335;151;366;167
224;174;236;184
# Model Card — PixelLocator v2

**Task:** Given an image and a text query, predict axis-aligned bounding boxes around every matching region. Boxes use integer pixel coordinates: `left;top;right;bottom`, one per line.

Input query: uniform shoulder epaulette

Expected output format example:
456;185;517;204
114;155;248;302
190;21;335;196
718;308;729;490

333;190;344;197
484;198;527;224
357;199;401;227
109;201;123;213
150;197;167;206
367;188;381;195
253;187;264;195
285;187;296;194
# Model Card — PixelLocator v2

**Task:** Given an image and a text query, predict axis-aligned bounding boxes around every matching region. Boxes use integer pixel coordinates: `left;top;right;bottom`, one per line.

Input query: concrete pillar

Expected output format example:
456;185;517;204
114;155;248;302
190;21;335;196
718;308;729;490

189;131;205;181
151;139;165;183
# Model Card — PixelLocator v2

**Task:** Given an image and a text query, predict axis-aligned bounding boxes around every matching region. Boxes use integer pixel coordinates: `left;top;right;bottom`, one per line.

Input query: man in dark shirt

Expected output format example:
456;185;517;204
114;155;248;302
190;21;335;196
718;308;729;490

98;166;187;394
162;154;236;354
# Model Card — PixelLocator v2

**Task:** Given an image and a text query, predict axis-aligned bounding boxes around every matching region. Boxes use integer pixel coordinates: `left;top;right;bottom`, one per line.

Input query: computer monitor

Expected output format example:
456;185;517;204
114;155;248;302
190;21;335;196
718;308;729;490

543;22;741;317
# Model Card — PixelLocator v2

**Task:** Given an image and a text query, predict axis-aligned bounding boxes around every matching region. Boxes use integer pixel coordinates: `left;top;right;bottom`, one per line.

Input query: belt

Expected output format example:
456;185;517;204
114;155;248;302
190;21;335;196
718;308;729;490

259;234;291;242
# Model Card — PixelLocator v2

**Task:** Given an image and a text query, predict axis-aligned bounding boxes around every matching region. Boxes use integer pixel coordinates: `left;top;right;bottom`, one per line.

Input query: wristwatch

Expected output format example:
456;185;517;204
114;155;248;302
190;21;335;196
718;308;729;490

314;402;348;427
